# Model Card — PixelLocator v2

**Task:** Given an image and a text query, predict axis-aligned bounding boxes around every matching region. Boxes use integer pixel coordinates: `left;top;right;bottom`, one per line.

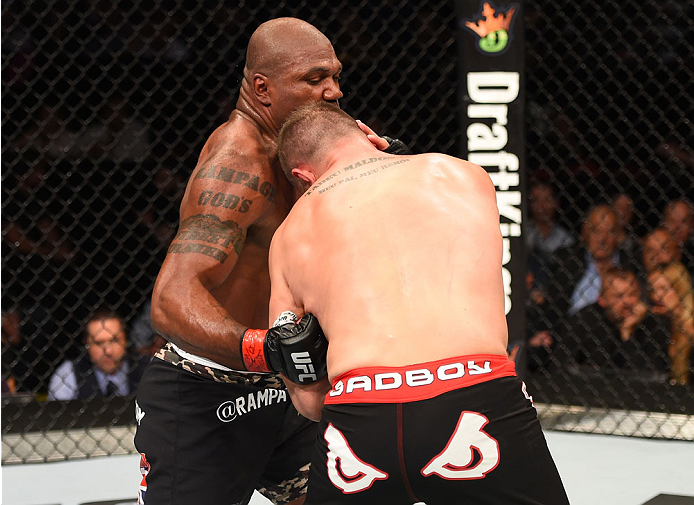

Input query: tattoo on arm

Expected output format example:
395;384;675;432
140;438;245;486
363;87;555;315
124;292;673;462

168;214;245;263
198;191;253;212
195;165;276;202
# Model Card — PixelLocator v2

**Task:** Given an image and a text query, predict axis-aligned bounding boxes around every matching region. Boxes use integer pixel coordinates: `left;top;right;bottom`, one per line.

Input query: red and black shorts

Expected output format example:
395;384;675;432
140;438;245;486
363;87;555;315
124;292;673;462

305;354;569;505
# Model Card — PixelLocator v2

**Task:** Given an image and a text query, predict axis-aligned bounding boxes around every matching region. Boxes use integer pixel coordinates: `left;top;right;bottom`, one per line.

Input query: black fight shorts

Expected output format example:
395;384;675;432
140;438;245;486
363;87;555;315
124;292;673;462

134;344;316;505
305;354;569;505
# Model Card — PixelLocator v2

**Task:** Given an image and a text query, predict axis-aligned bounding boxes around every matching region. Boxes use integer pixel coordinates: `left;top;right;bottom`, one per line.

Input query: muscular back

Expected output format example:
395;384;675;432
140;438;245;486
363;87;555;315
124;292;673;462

272;153;508;378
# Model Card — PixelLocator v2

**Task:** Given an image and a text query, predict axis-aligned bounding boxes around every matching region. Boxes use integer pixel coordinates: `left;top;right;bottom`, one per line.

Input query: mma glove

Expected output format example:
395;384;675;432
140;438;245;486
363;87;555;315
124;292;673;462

383;135;413;155
241;313;328;384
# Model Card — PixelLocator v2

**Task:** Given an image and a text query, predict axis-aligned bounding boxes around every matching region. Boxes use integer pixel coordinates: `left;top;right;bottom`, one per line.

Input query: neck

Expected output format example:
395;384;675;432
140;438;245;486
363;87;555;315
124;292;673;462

593;257;613;275
235;77;278;139
316;137;388;181
535;220;554;237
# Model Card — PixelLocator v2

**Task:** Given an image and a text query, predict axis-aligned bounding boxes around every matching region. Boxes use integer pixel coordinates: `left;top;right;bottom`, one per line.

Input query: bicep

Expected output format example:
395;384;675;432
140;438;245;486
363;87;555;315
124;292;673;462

164;212;246;290
162;160;271;290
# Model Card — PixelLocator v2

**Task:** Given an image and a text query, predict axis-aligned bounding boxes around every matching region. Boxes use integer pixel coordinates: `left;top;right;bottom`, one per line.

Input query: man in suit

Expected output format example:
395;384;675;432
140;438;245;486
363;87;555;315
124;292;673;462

48;307;150;400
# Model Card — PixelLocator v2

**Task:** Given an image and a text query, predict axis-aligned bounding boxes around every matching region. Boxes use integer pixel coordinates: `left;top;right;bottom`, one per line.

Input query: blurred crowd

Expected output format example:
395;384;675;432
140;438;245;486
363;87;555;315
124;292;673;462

518;187;694;386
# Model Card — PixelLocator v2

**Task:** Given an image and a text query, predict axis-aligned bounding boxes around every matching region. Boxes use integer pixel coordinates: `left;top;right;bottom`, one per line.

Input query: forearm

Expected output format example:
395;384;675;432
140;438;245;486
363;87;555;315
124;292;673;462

282;375;331;421
151;276;248;370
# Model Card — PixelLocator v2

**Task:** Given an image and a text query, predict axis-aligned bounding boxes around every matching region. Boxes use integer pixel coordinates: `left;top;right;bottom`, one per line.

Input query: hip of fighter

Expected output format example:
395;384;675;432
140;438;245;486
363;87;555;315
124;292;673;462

325;353;515;405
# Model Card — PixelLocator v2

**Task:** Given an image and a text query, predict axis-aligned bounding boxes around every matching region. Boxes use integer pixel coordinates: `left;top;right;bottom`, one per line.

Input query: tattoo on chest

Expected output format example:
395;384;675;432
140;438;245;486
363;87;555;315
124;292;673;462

168;214;245;262
195;165;276;202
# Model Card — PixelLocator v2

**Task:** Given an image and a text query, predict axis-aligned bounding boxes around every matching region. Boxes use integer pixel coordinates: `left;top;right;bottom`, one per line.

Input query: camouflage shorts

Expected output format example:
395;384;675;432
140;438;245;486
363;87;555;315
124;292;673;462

257;462;310;504
154;342;285;389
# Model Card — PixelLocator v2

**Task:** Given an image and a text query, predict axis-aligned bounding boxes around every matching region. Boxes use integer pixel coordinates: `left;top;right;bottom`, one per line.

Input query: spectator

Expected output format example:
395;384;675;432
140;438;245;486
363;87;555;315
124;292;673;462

130;300;166;356
515;269;557;378
647;263;694;385
525;181;575;304
526;181;575;256
610;192;639;257
2;310;24;396
567;268;671;379
538;204;646;372
641;227;679;278
548;204;623;319
2;361;17;395
1;303;64;396
663;199;694;276
48;307;150;400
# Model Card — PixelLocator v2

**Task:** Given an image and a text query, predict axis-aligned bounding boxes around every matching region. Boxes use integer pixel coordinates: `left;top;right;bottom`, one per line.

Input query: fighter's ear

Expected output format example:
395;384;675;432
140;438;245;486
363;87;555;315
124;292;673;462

292;165;316;186
254;74;271;106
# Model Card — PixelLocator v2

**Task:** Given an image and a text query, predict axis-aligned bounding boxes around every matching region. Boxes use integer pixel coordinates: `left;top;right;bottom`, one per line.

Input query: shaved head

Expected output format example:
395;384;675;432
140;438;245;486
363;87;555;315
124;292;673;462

278;102;363;186
246;18;333;77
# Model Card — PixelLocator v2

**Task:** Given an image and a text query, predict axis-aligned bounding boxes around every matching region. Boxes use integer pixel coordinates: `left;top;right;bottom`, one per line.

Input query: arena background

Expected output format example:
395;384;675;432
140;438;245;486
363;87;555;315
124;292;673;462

2;0;693;478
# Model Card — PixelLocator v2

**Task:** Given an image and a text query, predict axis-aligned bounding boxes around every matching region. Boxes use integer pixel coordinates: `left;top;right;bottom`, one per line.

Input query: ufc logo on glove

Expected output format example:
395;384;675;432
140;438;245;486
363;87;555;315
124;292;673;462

291;351;317;382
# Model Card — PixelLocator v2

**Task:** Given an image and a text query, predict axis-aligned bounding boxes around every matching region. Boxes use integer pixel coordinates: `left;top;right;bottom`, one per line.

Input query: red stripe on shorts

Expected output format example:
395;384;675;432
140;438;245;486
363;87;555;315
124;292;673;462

324;354;516;404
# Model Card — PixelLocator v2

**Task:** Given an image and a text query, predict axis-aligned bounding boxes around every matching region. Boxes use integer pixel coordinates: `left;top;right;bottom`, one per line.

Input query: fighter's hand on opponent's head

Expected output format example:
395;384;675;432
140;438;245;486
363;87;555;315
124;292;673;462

356;119;412;155
240;313;328;384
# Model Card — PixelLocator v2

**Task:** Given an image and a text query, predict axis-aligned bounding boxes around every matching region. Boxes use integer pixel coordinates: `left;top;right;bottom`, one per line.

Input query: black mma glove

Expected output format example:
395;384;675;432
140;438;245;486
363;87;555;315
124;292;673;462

241;313;328;384
383;135;413;155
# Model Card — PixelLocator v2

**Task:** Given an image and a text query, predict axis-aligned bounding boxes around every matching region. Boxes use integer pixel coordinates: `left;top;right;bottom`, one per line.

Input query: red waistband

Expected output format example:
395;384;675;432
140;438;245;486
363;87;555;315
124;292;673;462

324;354;516;404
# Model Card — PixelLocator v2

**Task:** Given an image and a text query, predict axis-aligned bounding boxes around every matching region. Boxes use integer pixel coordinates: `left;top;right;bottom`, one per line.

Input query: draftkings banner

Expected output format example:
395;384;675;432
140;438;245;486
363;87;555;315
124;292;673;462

457;0;527;342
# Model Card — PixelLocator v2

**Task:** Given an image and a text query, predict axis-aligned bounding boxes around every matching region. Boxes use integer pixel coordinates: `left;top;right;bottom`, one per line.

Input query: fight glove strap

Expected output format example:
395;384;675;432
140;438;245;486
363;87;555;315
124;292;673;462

241;313;328;384
383;135;412;155
241;329;271;372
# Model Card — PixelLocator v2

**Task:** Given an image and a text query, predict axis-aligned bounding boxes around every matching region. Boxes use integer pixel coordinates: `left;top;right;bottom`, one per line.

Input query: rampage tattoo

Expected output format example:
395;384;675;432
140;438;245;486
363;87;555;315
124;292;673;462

198;190;253;212
194;165;276;202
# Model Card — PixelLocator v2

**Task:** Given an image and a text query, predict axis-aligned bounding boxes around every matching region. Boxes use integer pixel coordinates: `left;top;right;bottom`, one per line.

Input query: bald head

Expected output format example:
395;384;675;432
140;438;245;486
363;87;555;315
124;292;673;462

246;18;332;77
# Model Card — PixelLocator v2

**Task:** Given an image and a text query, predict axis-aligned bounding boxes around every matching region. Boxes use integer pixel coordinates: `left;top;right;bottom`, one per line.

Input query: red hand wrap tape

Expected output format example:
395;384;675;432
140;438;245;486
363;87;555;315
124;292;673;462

241;329;270;372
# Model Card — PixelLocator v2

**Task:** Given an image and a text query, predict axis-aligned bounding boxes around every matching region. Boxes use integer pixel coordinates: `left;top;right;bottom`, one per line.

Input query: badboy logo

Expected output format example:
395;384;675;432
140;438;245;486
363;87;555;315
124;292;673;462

216;389;288;422
135;400;145;425
462;1;518;55
329;360;493;398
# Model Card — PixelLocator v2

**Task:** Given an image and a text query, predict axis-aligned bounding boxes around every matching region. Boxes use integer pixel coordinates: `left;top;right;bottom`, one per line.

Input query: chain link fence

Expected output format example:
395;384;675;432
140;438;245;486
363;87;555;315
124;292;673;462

521;0;694;439
2;0;693;464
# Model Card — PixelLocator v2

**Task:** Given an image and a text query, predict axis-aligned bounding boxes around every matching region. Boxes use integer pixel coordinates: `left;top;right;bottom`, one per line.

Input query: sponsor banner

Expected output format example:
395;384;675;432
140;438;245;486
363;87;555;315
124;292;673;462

457;0;527;341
